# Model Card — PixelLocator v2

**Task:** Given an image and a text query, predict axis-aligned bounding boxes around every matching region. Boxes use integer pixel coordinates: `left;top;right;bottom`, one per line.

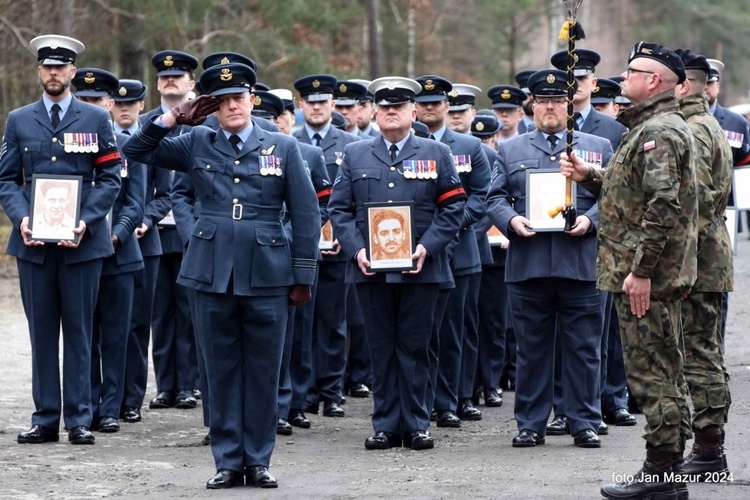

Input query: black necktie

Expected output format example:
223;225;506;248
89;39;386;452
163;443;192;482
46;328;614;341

313;133;322;147
122;130;131;136
51;103;61;129
229;134;241;154
389;144;398;162
428;134;435;140
547;134;559;150
573;112;582;131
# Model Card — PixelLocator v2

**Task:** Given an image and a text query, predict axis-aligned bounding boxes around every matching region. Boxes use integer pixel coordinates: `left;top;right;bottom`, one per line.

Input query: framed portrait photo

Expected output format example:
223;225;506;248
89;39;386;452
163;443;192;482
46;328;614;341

725;207;738;255
487;225;509;247
525;168;576;232
364;201;416;272
732;167;750;210
319;219;335;250
29;174;83;243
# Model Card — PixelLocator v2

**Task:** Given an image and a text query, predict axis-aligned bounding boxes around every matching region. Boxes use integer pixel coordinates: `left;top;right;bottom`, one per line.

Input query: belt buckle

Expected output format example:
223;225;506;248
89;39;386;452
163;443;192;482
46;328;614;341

232;203;243;220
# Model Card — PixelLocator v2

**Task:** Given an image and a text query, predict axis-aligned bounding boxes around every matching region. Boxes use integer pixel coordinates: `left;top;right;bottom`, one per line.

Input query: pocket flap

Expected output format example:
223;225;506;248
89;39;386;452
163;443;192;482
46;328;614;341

192;219;217;240
255;227;285;246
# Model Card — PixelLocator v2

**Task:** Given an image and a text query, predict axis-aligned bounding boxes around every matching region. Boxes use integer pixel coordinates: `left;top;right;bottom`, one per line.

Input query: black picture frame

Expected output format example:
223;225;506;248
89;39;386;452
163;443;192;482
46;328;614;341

525;168;577;232
29;174;83;243
364;201;416;272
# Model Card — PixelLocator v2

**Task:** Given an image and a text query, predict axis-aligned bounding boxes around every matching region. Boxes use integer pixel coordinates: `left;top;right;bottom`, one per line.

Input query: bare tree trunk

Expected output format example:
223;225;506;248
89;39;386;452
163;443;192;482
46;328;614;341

407;1;415;78
366;0;382;78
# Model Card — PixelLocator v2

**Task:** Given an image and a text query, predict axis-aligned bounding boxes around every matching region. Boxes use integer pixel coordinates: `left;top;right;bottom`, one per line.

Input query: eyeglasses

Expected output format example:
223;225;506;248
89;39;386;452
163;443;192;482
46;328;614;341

626;67;655;77
534;97;567;106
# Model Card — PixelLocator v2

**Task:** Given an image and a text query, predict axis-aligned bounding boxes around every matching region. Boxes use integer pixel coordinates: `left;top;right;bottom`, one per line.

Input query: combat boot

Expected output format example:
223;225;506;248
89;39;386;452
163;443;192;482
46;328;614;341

671;436;689;500
601;447;677;500
681;430;730;482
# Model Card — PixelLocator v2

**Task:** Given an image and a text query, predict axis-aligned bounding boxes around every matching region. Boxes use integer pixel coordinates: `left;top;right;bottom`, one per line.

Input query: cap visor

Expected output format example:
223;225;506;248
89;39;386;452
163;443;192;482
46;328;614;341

211;87;250;97
157;69;189;76
449;104;472;112
415;95;447;103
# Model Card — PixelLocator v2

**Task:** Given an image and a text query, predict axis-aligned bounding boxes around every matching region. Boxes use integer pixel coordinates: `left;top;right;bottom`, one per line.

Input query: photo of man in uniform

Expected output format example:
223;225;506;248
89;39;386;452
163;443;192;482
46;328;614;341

32;179;79;241
368;207;412;264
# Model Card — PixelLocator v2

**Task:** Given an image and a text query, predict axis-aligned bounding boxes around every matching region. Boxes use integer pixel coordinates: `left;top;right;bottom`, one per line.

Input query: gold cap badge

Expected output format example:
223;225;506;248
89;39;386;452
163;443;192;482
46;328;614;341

221;56;230;64
501;89;511;99
593;86;600;94
424;79;435;91
118;87;127;96
220;68;233;82
84;72;95;84
476;122;485;131
449;89;459;98
164;55;174;67
312;79;320;88
339;83;347;93
546;73;556;84
254;96;262;105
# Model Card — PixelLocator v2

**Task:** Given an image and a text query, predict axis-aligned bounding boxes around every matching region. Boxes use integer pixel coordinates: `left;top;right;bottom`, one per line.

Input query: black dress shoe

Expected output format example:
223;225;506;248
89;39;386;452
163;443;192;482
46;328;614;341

246;466;278;488
206;469;243;489
174;390;197;409
365;431;402;450
436;409;461;428
512;429;545;447
598;421;609;435
120;406;141;423
322;399;345;417
546;415;569;436
289;409;311;428
404;430;434;450
277;418;293;436
573;429;601;448
457;399;482;421
471;387;481;406
484;388;503;407
193;388;202;400
98;417;120;433
201;433;211;446
349;382;370;398
305;401;319;415
68;426;95;445
17;424;59;444
149;391;175;409
603;408;637;426
430;409;437;422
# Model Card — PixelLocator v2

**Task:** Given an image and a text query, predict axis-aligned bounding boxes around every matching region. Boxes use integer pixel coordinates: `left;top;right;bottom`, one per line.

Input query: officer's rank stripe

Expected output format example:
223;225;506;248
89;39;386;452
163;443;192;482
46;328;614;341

94;151;122;165
437;186;466;205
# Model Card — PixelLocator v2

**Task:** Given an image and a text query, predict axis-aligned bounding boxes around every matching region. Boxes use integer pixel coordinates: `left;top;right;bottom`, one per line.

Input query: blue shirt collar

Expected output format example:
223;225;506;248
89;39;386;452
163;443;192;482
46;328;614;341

43;94;73;118
223;123;254;146
382;134;410;157
432;125;447;142
305;123;331;142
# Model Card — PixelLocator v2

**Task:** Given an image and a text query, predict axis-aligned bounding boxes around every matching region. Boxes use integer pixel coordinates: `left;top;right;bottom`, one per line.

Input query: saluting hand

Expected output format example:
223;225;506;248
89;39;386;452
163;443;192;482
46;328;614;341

170;94;220;126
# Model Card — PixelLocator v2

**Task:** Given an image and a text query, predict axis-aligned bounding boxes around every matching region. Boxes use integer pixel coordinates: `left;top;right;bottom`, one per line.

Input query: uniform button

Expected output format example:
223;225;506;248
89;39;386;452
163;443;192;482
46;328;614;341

390;166;396;171
199;231;203;236
52;137;58;143
362;173;367;177
388;182;394;188
234;178;240;184
206;164;211;169
232;198;239;204
550;156;556;161
51;156;57;162
234;160;240;165
24;147;28;152
520;164;525;169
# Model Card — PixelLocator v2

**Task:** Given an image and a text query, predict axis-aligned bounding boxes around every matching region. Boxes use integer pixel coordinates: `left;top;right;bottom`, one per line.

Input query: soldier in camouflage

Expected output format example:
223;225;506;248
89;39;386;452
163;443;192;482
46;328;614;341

674;49;733;483
561;42;698;500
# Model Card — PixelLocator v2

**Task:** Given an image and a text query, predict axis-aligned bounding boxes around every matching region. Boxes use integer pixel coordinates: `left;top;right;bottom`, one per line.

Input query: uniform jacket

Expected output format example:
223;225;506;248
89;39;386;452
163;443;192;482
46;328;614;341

101;131;146;276
298;142;332;227
474;142;497;266
581;106;628;151
580;90;698;299
681;94;733;292
486;129;613;283
0;97;122;264
328;134;467;285
123;119;320;296
440;128;490;275
138;164;171;257
712;104;750;165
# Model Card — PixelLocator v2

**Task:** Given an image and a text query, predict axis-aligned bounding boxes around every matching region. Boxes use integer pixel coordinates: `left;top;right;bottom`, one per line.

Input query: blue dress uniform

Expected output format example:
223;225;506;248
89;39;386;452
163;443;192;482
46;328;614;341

69;69;147;430
117;80;171;422
486;70;613;445
0;35;122;443
123;63;319;487
292;74;360;413
328;77;467;449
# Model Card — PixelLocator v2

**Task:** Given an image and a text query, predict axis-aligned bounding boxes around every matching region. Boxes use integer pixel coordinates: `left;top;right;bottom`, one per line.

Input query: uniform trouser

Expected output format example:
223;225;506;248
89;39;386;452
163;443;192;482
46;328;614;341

290;272;317;411
509;279;602;436
151;252;196;393
122;256;159;409
345;289;371;386
601;298;628;413
277;306;297;419
475;265;508;389
310;261;347;403
186;287;209;427
195;290;287;471
502;324;517;386
91;271;135;419
426;289;451;413
18;252;102;430
680;292;731;432
433;274;471;412
614;293;691;451
719;291;728;350
459;272;482;399
358;282;438;435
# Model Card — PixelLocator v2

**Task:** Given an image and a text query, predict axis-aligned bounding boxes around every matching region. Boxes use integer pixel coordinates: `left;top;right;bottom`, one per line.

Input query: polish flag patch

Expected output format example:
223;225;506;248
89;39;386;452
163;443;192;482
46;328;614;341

642;140;656;152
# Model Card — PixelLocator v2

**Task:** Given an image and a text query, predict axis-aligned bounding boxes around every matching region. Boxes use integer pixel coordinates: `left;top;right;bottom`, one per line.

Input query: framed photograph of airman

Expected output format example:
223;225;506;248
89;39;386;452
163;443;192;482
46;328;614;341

487;225;509;247
364;201;416;272
29;174;82;243
732;166;750;209
319;219;335;250
725;207;738;255
525;168;576;232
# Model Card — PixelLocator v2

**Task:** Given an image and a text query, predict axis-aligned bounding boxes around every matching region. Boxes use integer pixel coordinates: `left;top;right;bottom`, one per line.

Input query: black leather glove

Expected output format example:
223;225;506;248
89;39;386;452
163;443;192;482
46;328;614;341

170;94;220;126
288;285;312;307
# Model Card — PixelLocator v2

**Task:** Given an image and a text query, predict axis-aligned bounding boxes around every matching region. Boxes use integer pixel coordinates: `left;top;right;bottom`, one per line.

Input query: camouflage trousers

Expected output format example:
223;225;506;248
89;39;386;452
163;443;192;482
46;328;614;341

614;294;691;452
680;291;731;434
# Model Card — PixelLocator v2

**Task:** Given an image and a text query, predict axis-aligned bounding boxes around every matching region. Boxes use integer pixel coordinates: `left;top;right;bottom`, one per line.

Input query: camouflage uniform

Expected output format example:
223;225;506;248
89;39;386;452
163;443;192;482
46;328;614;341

679;93;733;434
580;89;698;452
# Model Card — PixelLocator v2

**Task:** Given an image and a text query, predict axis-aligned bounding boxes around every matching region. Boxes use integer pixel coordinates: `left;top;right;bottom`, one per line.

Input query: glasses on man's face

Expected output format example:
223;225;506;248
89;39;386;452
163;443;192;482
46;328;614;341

534;97;567;106
626;67;655;78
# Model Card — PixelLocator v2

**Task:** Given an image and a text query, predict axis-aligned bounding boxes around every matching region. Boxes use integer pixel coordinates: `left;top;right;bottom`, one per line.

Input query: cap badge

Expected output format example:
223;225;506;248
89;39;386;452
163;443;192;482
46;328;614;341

501;89;511;99
593;86;600;94
339;83;347;93
254;96;262;105
449;89;459;98
387;82;395;90
220;68;233;82
164;55;174;67
50;43;58;49
546;73;556;84
640;47;653;55
118;87;127;96
476;122;485;131
221;56;230;64
84;72;95;84
424;79;435;91
312;79;320;88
